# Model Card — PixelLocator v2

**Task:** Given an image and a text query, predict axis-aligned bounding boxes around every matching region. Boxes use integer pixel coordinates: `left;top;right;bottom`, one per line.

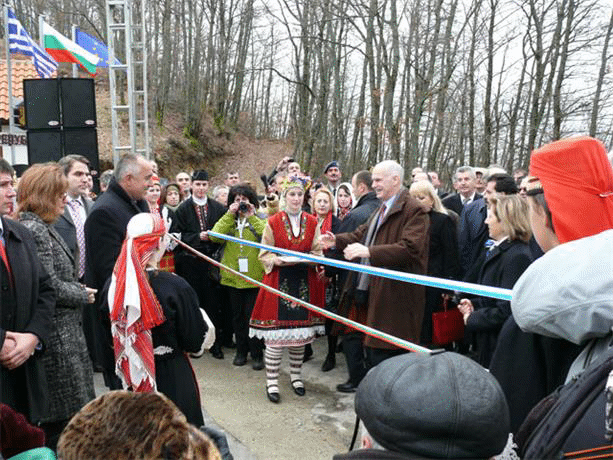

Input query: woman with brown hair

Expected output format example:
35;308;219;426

457;194;533;368
17;163;96;449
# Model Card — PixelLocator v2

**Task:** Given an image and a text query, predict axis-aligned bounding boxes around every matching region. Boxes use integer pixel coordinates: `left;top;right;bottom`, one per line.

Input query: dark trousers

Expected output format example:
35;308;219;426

217;285;234;346
341;332;367;386
42;418;70;451
364;346;408;370
228;287;263;359
176;255;224;347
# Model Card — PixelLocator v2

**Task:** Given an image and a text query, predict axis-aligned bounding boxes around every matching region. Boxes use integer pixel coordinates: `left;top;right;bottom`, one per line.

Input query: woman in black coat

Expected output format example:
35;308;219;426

458;195;533;368
409;181;461;345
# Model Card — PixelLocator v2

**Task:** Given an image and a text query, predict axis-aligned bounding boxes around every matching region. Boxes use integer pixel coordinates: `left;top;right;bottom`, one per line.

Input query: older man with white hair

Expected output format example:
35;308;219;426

321;160;430;369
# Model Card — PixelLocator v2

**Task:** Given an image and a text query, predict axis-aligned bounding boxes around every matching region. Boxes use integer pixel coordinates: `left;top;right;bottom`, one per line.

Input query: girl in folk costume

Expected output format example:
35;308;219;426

107;213;214;425
312;187;341;372
145;175;176;272
249;177;326;403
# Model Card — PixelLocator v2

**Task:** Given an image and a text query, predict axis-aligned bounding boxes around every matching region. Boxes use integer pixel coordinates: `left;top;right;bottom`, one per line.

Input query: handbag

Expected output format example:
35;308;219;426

431;295;464;346
207;244;224;283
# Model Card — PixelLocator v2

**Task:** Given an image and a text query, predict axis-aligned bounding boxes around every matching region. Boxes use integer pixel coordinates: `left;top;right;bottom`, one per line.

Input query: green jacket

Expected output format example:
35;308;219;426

210;212;266;289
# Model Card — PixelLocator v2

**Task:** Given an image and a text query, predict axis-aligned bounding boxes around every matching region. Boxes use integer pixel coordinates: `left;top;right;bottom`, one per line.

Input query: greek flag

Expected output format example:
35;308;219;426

7;9;57;78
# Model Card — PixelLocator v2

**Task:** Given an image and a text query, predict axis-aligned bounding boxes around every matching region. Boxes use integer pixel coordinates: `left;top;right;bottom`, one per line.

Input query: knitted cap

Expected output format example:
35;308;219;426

530;136;613;243
356;352;510;459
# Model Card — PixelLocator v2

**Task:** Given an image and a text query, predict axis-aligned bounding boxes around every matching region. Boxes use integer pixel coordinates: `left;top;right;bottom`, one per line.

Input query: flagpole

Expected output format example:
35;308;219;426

4;4;15;165
71;24;77;78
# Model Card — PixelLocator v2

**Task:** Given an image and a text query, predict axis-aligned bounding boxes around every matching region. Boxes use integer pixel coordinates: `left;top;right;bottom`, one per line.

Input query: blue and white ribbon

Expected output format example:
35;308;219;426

169;235;434;354
207;231;512;301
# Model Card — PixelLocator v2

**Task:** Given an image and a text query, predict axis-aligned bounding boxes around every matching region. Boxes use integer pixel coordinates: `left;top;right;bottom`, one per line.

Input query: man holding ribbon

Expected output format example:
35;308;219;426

320;160;430;369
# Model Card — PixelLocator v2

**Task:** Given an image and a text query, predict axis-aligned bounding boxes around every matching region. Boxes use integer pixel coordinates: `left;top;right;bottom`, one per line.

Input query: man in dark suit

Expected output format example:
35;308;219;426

0;159;55;424
459;173;518;277
54;155;93;281
334;170;380;393
171;170;227;359
442;166;481;216
84;154;153;389
428;171;448;199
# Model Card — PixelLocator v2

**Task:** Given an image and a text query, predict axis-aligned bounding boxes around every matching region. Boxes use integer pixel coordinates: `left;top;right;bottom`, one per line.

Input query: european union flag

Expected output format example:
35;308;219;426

74;29;122;67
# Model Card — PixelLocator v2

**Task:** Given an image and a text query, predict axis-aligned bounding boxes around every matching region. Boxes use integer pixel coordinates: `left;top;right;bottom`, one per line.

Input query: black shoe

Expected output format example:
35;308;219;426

267;386;280;403
251;357;264;371
211;345;224;360
321;354;336;372
233;354;247;366
336;381;357;393
292;381;305;396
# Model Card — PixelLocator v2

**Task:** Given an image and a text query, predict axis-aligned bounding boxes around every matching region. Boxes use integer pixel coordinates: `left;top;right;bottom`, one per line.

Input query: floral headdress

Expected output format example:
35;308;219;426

280;175;312;194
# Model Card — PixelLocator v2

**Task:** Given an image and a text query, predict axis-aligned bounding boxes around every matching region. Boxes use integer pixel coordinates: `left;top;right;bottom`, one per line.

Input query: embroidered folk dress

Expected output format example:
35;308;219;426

249;211;325;346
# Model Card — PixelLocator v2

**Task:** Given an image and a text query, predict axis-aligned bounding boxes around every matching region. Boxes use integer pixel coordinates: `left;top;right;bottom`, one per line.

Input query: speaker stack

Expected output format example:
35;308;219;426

23;78;99;175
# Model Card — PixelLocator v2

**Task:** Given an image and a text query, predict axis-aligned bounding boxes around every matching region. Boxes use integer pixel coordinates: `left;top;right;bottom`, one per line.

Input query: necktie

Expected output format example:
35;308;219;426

68;200;86;279
0;234;13;287
377;204;387;228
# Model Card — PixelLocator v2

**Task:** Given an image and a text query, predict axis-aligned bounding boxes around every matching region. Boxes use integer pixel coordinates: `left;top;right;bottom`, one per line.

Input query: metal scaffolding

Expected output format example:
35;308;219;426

105;0;150;164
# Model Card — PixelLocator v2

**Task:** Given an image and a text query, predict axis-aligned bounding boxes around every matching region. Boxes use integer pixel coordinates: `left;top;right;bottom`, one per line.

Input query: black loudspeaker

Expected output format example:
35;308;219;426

23;79;61;130
27;130;62;164
63;128;99;174
60;79;97;128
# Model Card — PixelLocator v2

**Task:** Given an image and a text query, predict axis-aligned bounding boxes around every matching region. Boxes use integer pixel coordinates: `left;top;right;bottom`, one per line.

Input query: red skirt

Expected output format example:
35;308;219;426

249;264;325;346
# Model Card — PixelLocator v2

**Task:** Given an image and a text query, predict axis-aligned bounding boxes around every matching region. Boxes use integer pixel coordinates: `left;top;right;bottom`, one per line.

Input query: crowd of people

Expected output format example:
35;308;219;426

2;135;613;458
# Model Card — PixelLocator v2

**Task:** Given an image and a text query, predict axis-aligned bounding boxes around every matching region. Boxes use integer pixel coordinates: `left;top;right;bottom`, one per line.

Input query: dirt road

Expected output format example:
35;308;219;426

191;337;357;460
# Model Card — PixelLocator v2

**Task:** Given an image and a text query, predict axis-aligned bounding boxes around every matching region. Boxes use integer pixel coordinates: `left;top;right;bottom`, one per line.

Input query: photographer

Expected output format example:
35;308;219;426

210;184;266;370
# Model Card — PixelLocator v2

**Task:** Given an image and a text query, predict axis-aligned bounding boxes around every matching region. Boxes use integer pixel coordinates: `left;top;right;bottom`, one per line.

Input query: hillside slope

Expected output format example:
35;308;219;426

95;85;292;192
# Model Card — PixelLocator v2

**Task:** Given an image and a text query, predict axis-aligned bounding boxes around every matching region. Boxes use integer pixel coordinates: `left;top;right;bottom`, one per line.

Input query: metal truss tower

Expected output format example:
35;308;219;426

105;0;150;164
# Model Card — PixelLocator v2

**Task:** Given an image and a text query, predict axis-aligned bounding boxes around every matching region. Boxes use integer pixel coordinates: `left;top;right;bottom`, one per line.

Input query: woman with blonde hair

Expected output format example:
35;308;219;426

17;163;97;449
409;180;460;344
457;194;533;367
312;187;341;371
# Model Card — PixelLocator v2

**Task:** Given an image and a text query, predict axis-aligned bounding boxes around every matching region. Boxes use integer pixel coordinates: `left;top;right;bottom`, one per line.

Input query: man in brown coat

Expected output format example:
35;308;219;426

321;160;429;369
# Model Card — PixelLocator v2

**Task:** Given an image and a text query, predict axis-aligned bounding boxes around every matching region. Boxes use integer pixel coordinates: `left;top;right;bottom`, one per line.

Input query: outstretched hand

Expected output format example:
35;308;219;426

344;243;369;261
319;231;336;250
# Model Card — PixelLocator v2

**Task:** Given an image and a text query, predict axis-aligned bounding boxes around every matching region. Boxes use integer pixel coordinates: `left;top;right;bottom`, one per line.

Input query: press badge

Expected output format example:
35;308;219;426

238;257;249;272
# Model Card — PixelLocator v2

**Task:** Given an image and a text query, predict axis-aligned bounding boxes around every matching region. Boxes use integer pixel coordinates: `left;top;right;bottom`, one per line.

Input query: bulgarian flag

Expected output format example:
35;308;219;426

42;21;100;75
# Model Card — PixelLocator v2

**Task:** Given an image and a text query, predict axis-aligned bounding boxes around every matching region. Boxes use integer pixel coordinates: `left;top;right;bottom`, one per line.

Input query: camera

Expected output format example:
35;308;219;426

238;202;249;213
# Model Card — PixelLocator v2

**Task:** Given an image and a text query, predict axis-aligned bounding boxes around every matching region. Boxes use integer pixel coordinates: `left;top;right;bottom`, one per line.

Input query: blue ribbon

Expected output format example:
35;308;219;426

170;234;434;354
207;231;513;301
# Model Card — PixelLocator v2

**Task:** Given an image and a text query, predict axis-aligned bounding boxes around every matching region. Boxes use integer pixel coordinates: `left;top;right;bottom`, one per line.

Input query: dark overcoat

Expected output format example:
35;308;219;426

84;177;149;371
0;217;55;424
335;188;430;349
463;238;533;368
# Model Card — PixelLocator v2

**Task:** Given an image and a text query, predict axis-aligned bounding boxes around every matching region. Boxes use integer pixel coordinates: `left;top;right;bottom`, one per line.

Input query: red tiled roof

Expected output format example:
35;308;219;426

0;58;55;121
